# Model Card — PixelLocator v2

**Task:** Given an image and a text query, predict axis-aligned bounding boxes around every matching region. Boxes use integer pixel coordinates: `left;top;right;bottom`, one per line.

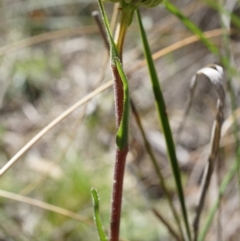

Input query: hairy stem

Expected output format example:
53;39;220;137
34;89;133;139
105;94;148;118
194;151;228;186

110;147;128;241
109;6;134;241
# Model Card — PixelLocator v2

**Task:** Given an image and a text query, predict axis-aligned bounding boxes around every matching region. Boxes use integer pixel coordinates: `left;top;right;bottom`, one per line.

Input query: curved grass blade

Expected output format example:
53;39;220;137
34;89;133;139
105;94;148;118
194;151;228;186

136;8;192;241
91;188;109;241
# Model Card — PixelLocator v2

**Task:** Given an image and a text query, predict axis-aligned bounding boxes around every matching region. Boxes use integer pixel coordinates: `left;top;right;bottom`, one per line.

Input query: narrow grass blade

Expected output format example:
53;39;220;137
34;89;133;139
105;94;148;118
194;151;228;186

137;9;191;241
198;161;237;241
165;2;219;55
91;188;108;241
204;0;240;29
217;0;240;196
164;2;238;75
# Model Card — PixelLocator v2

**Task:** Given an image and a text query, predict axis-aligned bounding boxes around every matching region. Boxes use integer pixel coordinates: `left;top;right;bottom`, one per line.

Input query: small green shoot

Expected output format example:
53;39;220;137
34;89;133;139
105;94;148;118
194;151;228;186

91;188;108;241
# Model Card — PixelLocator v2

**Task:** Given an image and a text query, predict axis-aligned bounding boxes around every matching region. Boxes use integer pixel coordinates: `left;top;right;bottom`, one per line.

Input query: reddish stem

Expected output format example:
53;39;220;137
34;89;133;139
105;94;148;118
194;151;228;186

112;64;124;127
109;147;128;241
109;62;126;241
109;7;131;241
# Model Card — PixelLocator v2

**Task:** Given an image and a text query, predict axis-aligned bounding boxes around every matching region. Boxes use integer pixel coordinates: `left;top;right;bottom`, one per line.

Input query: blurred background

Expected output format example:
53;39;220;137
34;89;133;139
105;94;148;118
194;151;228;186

0;0;240;240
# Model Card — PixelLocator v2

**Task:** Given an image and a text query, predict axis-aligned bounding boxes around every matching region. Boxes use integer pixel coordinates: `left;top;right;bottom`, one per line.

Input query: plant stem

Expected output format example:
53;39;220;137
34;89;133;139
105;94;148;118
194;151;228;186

110;147;128;241
111;6;132;125
109;6;134;241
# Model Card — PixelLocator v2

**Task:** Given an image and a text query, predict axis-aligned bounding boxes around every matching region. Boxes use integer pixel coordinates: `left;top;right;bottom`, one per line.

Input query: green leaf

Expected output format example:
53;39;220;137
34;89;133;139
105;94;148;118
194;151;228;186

165;1;240;76
115;57;130;149
137;8;192;241
91;188;108;241
97;0;119;62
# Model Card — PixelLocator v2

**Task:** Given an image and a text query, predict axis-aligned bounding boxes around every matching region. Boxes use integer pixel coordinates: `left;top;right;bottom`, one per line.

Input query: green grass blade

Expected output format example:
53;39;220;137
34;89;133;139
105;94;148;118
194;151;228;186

204;0;240;28
198;161;237;241
217;0;240;197
164;2;238;73
165;2;219;55
97;0;130;151
91;188;109;241
137;8;191;241
165;2;240;238
97;0;118;62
